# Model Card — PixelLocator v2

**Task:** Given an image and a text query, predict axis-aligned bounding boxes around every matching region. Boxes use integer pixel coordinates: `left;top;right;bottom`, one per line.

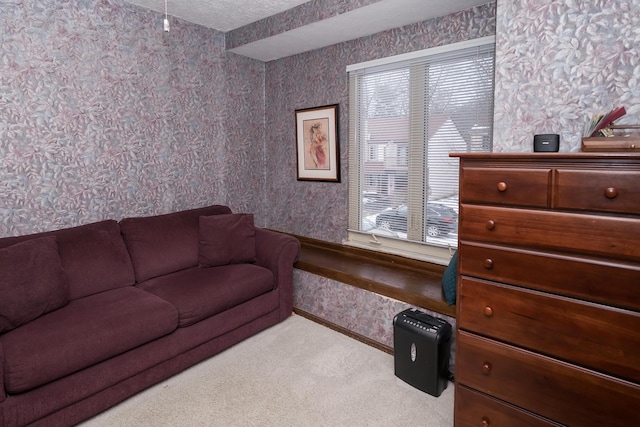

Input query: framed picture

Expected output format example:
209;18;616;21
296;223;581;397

295;104;340;182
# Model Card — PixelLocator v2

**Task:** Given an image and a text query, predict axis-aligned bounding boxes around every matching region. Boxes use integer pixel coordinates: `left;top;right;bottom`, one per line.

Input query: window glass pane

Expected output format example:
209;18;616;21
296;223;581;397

424;48;494;247
359;68;410;239
348;38;495;260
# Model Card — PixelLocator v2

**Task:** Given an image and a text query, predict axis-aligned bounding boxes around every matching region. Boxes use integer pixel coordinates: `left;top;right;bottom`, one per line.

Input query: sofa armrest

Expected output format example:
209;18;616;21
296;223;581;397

254;229;300;320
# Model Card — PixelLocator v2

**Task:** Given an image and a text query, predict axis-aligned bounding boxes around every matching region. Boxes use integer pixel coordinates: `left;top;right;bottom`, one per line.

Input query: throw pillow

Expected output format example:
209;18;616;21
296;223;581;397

198;214;257;267
0;236;70;333
441;251;458;305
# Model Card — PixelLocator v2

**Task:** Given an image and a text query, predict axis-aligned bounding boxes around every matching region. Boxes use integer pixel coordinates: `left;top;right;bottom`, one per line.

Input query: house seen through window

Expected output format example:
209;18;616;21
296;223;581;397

347;36;495;264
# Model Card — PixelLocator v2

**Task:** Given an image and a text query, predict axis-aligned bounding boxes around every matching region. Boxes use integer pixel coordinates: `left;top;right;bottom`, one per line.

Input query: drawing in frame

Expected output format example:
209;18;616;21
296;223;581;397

295;104;340;182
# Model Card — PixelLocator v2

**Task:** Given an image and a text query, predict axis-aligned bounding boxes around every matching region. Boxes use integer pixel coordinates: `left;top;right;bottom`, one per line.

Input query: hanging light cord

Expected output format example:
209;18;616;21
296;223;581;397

164;0;170;32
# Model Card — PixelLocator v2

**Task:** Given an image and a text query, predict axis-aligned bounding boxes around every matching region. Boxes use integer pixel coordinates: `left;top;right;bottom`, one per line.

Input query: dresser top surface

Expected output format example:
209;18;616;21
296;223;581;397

450;152;640;160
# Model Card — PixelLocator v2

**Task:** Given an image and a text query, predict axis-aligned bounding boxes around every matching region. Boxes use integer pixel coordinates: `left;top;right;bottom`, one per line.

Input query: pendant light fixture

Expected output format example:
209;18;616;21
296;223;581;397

164;0;170;32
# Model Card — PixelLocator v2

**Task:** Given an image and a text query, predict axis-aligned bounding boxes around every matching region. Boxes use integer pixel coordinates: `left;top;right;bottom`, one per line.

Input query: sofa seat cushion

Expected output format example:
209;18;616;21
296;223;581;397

0;287;178;394
137;264;274;327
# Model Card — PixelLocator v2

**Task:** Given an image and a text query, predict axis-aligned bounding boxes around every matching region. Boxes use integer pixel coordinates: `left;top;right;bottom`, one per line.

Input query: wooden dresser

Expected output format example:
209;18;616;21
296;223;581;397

451;153;640;426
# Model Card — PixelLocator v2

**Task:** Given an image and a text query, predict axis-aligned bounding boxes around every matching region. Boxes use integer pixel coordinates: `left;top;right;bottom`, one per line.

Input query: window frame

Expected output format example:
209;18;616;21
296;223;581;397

346;36;496;265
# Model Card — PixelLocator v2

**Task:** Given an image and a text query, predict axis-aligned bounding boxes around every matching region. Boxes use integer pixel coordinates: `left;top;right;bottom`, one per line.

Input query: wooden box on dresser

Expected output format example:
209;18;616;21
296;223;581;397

451;153;640;427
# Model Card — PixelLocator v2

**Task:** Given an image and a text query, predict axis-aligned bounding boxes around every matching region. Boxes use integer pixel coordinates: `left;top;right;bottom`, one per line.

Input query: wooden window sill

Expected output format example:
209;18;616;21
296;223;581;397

289;234;456;318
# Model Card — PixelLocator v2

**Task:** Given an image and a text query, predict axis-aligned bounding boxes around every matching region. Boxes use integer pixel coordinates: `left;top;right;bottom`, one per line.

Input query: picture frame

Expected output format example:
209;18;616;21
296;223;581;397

295;104;340;182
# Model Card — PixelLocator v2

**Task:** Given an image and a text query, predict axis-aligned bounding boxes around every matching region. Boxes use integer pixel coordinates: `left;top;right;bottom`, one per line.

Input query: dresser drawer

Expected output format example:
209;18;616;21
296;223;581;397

459;204;640;262
458;242;640;311
460;167;551;207
455;385;564;427
555;169;640;215
458;277;640;382
456;331;640;426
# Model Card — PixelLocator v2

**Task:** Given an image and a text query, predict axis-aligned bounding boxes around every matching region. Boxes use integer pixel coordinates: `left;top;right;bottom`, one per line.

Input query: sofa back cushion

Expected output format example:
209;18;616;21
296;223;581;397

0;236;69;333
120;205;232;282
0;220;136;300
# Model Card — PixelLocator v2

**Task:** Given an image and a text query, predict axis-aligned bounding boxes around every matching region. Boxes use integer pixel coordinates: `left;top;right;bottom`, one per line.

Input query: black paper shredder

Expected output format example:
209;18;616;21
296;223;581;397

393;308;452;397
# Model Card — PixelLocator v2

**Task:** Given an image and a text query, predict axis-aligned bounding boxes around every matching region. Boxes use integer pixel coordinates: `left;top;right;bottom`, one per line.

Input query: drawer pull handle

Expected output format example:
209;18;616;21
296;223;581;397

605;187;619;199
497;181;507;192
483;258;493;269
483;306;493;317
486;220;496;230
481;416;491;427
482;362;492;375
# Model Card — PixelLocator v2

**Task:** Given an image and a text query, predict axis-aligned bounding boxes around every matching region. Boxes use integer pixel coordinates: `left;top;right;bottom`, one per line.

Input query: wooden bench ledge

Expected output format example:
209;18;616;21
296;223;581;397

290;234;456;318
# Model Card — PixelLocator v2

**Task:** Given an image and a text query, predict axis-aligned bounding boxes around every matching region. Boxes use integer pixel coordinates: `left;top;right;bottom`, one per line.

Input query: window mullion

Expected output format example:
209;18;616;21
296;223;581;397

407;63;426;242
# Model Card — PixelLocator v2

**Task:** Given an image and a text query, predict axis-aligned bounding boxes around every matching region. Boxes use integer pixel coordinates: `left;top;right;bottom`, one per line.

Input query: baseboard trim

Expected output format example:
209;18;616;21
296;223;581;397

293;308;393;355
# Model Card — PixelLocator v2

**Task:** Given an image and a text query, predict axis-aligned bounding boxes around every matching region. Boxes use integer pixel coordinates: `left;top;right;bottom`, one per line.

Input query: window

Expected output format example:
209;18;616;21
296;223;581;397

367;143;384;161
347;36;495;264
397;146;408;166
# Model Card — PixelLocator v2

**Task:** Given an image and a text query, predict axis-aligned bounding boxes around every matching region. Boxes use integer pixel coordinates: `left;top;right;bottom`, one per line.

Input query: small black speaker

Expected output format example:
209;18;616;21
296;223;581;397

534;134;560;152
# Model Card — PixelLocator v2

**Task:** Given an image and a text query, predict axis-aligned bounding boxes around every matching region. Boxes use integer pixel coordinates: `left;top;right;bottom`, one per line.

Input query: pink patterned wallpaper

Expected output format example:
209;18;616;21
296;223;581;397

0;0;266;237
493;0;640;152
265;3;496;357
264;3;497;243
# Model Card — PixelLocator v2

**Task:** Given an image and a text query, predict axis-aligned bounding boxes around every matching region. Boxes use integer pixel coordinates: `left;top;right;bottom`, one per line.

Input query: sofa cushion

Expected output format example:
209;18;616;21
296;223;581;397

120;205;232;282
198;213;256;267
0;236;69;333
0;287;178;394
0;220;136;300
138;264;274;327
442;250;458;305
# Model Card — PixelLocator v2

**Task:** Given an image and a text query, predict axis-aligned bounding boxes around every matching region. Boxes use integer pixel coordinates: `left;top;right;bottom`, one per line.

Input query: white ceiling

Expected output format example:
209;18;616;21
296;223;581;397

125;0;312;32
123;0;491;61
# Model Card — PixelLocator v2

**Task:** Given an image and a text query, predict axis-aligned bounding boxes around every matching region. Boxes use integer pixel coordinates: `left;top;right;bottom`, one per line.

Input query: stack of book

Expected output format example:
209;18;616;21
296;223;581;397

583;106;626;138
582;106;639;152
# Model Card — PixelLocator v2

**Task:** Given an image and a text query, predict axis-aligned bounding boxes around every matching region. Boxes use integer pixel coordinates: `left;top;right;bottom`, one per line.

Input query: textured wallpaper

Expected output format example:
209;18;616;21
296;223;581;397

266;3;496;352
222;52;269;224
0;0;266;237
493;0;640;152
264;3;497;243
281;0;640;353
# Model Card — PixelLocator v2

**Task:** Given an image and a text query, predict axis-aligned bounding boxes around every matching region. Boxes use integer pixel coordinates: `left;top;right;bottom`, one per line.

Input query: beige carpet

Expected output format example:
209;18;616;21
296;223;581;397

81;315;454;426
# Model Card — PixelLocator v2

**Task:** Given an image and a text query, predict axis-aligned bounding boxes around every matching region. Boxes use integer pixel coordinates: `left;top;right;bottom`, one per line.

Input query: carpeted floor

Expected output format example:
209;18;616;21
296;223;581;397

81;314;453;426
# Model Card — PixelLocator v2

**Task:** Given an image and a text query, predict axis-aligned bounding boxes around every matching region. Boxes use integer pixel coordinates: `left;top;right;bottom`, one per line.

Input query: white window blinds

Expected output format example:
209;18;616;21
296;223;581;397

347;36;495;263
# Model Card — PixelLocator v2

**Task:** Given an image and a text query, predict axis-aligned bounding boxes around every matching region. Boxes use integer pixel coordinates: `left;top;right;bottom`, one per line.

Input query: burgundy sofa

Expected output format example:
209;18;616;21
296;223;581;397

0;205;300;427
